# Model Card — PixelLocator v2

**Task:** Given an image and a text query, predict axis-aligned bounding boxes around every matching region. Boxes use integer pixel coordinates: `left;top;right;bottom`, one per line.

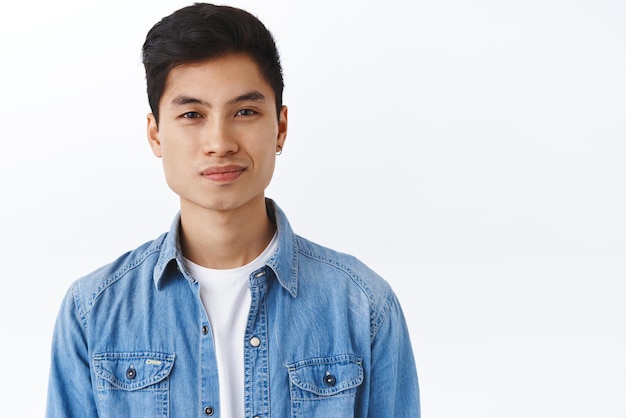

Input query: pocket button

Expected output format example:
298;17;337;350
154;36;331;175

126;366;137;380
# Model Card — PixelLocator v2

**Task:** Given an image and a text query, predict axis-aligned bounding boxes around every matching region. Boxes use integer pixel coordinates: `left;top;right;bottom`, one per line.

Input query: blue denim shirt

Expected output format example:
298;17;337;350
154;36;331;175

46;200;420;417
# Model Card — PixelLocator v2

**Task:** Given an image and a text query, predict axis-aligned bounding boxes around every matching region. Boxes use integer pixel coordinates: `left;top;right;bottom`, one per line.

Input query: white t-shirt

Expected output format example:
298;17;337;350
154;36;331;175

184;232;278;418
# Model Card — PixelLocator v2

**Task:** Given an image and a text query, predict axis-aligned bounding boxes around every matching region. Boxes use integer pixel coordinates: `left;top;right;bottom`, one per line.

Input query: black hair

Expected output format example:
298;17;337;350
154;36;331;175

142;3;284;124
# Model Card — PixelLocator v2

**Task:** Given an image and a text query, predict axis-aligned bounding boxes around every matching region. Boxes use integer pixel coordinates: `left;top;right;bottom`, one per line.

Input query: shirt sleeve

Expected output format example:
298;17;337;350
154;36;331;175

46;283;99;417
367;291;421;417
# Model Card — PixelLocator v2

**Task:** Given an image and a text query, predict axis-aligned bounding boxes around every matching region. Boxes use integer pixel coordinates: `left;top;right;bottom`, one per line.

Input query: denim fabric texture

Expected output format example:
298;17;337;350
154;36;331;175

46;199;420;417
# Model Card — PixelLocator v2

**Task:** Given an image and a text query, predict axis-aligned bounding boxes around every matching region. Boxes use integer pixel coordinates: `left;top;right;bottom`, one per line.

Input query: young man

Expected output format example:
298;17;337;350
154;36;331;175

46;4;419;417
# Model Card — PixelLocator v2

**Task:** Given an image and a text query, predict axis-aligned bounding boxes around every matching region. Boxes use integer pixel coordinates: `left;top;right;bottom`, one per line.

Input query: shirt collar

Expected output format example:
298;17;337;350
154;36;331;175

152;198;298;297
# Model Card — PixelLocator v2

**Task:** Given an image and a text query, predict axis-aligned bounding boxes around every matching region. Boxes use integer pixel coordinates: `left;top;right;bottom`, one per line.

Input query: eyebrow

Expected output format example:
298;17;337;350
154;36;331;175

170;95;208;107
228;90;267;105
169;90;267;108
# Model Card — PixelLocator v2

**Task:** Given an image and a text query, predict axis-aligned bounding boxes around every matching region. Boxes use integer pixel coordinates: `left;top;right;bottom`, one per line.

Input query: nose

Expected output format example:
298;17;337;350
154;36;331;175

202;120;238;156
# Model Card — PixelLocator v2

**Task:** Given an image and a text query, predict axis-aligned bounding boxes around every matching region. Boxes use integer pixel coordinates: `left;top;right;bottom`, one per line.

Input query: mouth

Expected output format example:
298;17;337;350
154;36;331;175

201;165;246;183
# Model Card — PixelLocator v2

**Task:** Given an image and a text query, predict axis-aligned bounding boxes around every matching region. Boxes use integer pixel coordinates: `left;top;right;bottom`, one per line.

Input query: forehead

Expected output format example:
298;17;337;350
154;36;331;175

162;54;274;103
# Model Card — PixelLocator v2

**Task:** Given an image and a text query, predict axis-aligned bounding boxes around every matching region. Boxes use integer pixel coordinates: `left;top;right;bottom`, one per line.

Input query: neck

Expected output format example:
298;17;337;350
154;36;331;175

179;197;275;269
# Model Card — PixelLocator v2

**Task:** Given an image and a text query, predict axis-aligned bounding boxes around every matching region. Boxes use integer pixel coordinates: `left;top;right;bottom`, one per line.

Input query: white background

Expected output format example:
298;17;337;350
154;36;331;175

1;0;624;416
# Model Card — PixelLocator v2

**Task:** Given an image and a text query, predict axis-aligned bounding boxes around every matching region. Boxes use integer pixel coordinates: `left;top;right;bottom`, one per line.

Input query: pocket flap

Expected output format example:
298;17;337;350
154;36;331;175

287;354;363;396
93;352;175;391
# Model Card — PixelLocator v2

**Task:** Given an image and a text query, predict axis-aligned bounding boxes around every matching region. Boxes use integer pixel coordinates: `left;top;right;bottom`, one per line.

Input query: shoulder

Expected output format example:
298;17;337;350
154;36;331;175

292;235;401;339
68;233;168;311
294;235;394;302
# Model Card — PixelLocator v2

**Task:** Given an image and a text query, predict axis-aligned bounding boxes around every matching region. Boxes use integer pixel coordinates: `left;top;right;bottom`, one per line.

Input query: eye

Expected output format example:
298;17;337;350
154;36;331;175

236;108;257;117
181;111;202;119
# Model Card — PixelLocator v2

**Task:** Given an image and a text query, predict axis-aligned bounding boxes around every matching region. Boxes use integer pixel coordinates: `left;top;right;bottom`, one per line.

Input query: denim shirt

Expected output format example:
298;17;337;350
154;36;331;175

46;200;420;417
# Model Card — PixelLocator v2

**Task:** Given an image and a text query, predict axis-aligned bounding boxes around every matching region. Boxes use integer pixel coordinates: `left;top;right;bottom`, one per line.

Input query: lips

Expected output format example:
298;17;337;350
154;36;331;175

201;165;246;182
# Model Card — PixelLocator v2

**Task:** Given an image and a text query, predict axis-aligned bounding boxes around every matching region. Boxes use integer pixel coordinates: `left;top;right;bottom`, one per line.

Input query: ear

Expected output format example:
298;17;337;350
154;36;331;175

277;105;288;149
146;113;163;158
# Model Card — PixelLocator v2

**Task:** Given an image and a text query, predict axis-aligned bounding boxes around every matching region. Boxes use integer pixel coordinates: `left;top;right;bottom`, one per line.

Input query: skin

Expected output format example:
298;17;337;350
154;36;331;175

147;53;288;269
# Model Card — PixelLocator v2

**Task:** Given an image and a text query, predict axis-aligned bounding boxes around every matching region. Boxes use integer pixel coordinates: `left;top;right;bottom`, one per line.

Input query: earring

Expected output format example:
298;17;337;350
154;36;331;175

276;145;283;155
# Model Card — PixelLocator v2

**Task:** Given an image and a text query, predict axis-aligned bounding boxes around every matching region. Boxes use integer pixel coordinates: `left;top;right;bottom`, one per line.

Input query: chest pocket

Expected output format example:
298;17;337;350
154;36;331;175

287;354;363;417
93;352;175;418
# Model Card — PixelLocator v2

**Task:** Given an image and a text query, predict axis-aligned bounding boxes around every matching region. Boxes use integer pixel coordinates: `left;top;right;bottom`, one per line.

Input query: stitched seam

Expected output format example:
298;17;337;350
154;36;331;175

71;281;89;336
297;247;376;301
297;246;379;332
370;288;394;342
87;243;164;309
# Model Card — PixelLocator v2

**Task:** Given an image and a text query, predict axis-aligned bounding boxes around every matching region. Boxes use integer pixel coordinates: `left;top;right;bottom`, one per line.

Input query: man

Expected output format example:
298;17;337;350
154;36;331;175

46;3;419;417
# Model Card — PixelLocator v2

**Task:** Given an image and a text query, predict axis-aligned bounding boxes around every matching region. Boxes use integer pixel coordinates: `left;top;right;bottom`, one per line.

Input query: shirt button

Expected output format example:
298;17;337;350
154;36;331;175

202;325;209;335
249;336;261;347
324;373;337;386
204;406;214;415
126;366;137;380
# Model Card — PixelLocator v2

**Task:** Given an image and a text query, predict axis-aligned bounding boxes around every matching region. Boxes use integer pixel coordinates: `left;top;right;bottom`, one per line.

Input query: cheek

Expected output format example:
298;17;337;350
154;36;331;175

159;144;189;180
254;143;277;168
260;152;277;182
160;156;177;186
160;135;194;162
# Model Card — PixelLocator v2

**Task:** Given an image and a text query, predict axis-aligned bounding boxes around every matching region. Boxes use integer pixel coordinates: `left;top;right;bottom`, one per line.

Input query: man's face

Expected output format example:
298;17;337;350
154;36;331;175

147;53;287;215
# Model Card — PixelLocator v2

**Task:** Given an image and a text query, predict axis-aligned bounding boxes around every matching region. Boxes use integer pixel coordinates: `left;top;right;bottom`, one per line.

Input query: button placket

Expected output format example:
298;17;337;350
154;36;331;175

244;278;270;417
